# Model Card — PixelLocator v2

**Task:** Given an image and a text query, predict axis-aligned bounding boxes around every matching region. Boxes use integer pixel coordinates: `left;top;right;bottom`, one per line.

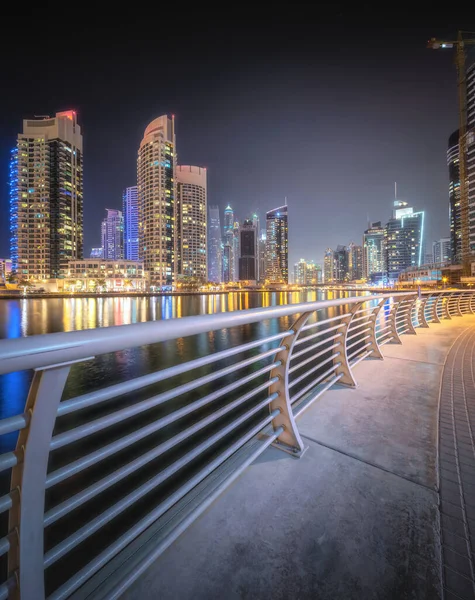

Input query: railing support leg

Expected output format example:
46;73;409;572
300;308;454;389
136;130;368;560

456;293;463;316
269;312;311;458
9;363;73;600
443;293;452;320
431;295;441;324
386;297;403;344
417;296;430;328
333;303;363;387
366;299;385;360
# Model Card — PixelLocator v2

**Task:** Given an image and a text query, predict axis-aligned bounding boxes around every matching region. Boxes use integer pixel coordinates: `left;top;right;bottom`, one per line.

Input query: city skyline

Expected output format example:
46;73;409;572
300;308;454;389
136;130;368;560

0;23;466;268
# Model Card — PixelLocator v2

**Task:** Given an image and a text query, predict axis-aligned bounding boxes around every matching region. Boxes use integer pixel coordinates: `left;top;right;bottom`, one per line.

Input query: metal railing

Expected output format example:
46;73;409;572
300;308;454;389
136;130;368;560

0;290;473;599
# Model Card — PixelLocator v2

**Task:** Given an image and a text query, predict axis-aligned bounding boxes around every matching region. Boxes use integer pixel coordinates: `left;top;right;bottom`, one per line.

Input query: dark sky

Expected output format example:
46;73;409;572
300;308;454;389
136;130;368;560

0;18;469;267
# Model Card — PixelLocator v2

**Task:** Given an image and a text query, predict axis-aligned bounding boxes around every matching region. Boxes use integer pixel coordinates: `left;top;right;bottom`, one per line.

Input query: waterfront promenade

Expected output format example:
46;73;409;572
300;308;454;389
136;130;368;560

122;316;475;600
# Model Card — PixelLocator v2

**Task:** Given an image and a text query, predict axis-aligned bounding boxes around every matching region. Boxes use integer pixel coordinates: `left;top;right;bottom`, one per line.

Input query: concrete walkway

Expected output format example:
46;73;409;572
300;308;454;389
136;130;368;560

124;316;475;600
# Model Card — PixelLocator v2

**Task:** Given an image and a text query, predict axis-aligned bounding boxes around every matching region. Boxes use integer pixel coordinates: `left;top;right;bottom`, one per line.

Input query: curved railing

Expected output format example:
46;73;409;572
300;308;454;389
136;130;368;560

0;290;474;599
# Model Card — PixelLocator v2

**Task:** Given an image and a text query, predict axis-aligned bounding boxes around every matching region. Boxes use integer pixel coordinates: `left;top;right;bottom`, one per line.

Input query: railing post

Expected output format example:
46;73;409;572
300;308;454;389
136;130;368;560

269;312;311;457
417;295;430;328
455;292;464;316
396;295;417;335
384;296;403;344
9;362;73;600
431;294;441;324
442;293;452;319
333;302;363;387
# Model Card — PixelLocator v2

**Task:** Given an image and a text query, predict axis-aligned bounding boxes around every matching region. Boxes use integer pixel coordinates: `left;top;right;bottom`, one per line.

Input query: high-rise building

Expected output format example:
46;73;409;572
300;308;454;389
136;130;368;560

258;230;266;283
323;248;334;283
176;165;207;281
294;258;307;285
467;63;475;256
447;130;461;264
223;205;234;233
232;221;240;280
363;221;385;279
265;205;288;283
251;213;260;281
348;242;363;280
239;219;257;281
307;261;322;284
334;245;349;282
137;115;176;286
0;259;12;282
223;243;232;283
208;205;222;283
123;186;139;261
10;111;83;279
90;247;103;259
433;237;451;264
101;209;124;260
385;200;424;281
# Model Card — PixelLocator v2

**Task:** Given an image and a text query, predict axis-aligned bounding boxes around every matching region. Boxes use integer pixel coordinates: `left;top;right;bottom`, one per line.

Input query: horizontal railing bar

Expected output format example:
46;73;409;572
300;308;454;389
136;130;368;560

294;323;345;347
45;398;280;568
0;577;16;600
348;341;372;361
49;415;282;600
291;362;341;404
288;352;340;390
346;325;371;342
45;382;279;526
349;349;373;366
0;536;9;558
0;413;28;436
300;313;351;332
57;331;290;416
291;333;343;361
380;336;394;346
0;453;17;474
349;313;375;325
0;493;13;515
353;306;377;315
51;349;281;451
1;295;411;376
346;334;371;352
375;323;392;334
293;374;344;418
289;343;341;375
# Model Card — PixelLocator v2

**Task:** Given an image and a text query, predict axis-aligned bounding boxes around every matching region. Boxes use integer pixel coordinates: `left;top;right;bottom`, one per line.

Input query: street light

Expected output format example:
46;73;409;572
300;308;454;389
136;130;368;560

442;276;448;289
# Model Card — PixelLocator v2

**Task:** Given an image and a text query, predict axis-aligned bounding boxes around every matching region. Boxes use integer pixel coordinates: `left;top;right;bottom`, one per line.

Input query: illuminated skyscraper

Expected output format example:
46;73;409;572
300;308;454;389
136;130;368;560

224;205;234;233
447;130;461;263
433;237;451;264
258;230;266;282
176;166;207;280
363;221;385;279
10;111;83;279
265;205;288;283
384;200;424;281
101;209;124;260
137;115;176;286
123;186;139;261
294;258;307;285
334;245;349;282
239;219;257;280
208;205;222;283
348;242;363;280
323;248;334;283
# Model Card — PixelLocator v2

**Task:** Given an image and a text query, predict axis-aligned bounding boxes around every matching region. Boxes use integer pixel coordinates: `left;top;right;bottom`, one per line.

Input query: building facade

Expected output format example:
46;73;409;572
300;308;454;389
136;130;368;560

323;248;334;283
101;209;124;260
334;245;349;282
176;165;207;281
363;221;385;279
10;111;83;279
207;205;222;283
447;130;461;264
67;259;146;291
433;237;451;264
90;247;103;259
265;205;288;283
348;242;363;280
0;259;12;282
385;201;424;282
258;230;266;283
294;259;307;285
467;63;475;256
123;186;139;261
137;115;176;287
239;219;257;281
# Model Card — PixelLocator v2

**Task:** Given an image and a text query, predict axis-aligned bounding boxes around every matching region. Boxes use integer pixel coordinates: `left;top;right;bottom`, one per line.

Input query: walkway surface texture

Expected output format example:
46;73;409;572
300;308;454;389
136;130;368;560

124;317;475;600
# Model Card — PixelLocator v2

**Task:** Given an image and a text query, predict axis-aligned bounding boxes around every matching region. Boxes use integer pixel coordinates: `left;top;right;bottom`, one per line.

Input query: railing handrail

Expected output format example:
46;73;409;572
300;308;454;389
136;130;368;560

0;293;414;375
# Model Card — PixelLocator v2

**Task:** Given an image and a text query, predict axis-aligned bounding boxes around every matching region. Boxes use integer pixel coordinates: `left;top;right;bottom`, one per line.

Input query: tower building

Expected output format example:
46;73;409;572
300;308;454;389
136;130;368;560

101;209;124;260
137;115;176;286
363;221;385;279
123;186;139;261
208;206;222;283
10;111;83;279
239;219;257;281
265;205;288;283
384;200;424;281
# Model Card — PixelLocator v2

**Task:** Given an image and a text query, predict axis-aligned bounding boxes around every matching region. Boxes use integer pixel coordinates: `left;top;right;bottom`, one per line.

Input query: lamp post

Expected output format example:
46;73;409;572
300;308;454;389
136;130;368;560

442;276;448;290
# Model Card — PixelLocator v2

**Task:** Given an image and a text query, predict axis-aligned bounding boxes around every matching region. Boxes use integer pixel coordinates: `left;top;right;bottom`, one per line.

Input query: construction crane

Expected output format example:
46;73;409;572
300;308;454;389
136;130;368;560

428;31;475;275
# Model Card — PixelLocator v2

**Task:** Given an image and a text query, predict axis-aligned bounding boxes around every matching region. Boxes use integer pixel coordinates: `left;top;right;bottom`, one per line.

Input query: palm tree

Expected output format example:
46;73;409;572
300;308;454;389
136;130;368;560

96;278;106;292
124;278;133;291
7;270;18;284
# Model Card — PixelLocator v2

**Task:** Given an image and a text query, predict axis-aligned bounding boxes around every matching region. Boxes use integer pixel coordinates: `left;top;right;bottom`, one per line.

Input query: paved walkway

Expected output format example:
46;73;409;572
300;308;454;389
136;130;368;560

121;316;475;600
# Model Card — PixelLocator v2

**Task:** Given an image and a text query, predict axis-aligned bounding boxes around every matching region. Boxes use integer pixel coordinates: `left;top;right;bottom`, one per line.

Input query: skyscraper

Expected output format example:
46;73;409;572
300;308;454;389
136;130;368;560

10;111;83;279
265;205;288;283
223;205;234;233
334;245;349;282
294;259;307;285
208;205;222;283
447;130;461;264
467;63;475;256
223;244;232;283
251;213;260;281
258;230;266;283
363;221;385;279
123;186;139;261
137;115;176;286
176;166;207;281
348;242;363;280
433;237;451;264
101;209;124;260
232;221;240;281
323;249;334;283
385;200;424;281
239;219;257;281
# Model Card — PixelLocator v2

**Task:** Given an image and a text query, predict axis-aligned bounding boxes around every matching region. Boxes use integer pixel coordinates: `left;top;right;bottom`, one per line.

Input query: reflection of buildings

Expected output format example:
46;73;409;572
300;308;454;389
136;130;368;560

101;209;124;260
66;259;147;291
208;205;222;283
138;115;176;286
123;186;139;261
265;205;288;283
239;219;257;281
176;165;207;280
10;110;83;279
385;200;424;282
363;221;385;279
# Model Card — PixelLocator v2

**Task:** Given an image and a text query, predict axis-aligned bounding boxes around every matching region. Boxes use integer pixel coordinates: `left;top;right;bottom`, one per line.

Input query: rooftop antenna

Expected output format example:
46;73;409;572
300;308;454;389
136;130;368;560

394;181;397;200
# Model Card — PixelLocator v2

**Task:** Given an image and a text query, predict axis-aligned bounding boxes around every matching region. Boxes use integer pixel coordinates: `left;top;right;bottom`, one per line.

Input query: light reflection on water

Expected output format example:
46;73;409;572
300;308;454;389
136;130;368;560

0;290;349;450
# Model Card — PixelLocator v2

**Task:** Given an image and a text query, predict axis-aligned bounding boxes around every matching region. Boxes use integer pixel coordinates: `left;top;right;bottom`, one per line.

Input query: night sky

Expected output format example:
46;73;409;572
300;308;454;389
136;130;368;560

0;19;470;267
